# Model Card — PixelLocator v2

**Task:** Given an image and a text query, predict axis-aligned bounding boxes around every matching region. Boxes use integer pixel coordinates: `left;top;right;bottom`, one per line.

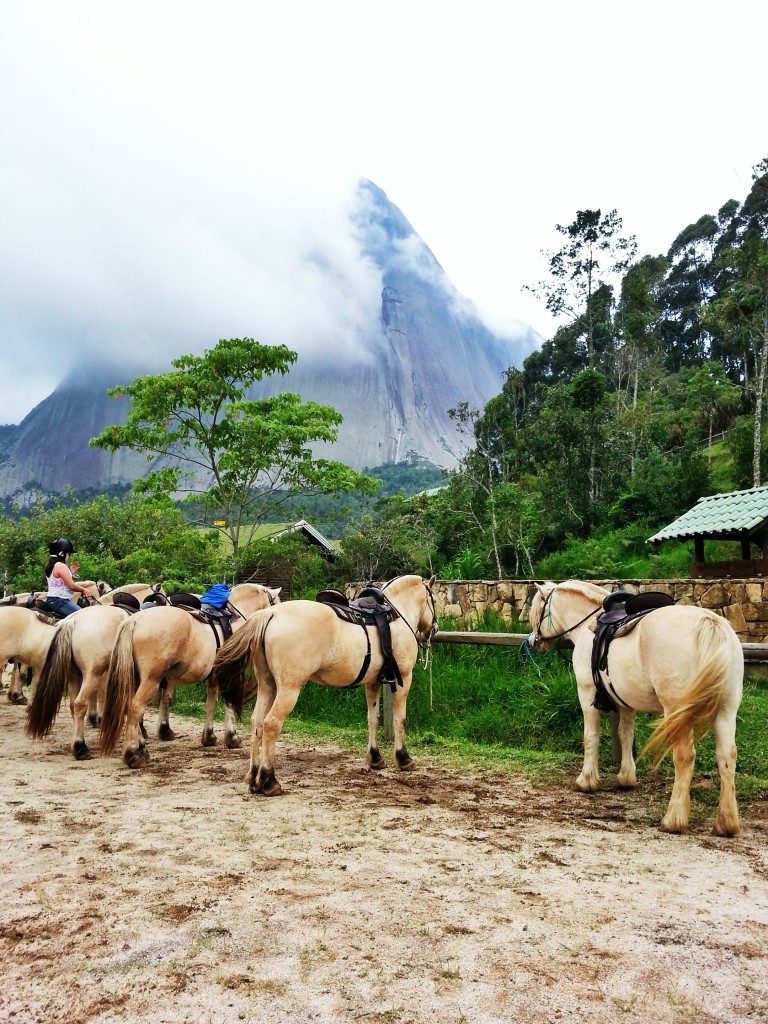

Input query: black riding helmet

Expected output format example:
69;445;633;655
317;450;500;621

49;538;75;557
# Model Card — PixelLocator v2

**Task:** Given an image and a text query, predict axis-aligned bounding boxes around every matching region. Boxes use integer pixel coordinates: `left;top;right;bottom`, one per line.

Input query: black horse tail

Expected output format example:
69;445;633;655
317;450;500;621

26;618;77;739
210;610;272;718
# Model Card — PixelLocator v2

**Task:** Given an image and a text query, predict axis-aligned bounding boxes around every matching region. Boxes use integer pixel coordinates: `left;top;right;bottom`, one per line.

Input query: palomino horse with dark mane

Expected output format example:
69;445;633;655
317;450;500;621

527;580;743;836
0;581;109;705
210;574;438;796
26;584;168;759
99;583;281;768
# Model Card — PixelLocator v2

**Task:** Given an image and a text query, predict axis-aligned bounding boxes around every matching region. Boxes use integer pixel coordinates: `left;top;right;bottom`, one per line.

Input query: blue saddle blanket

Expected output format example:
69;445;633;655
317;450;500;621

199;583;231;608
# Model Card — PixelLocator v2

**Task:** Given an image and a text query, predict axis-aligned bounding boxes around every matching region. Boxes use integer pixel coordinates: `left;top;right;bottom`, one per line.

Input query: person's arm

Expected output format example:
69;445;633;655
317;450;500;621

53;562;90;596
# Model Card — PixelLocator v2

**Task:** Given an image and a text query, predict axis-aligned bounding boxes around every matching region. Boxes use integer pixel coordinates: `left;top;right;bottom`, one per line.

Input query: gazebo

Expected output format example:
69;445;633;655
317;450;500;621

648;486;768;578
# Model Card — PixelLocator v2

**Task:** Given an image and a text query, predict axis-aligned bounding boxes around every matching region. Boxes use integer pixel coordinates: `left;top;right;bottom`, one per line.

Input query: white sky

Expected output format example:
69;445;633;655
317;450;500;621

1;0;765;423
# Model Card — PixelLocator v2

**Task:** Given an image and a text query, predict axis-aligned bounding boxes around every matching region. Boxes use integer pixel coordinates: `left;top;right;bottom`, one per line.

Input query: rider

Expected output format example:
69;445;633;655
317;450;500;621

44;539;90;617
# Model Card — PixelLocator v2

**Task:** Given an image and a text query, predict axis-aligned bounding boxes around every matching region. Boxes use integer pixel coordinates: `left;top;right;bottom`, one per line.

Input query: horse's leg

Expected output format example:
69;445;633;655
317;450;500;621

364;682;385;770
392;674;415;771
256;686;300;797
122;678;159;768
712;710;740;837
247;677;276;793
157;682;176;741
201;681;219;747
575;692;601;792
660;728;695;834
8;661;26;705
87;689;100;728
71;673;96;760
616;708;638;788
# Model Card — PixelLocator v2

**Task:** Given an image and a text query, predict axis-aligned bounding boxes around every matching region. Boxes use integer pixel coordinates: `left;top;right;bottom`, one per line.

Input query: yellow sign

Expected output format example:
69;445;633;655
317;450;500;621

213;520;226;527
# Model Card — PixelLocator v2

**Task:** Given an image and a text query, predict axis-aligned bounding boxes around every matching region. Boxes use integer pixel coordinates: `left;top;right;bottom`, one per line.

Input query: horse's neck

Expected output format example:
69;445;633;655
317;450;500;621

553;583;603;632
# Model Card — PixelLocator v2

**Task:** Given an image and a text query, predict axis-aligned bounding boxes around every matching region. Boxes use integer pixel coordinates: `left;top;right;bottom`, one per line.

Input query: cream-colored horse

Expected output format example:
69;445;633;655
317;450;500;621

26;584;168;759
99;583;281;768
528;580;743;836
210;575;438;796
0;582;108;705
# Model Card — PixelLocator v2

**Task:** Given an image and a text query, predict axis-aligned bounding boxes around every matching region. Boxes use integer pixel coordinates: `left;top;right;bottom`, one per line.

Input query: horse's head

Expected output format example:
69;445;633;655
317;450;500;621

528;581;558;651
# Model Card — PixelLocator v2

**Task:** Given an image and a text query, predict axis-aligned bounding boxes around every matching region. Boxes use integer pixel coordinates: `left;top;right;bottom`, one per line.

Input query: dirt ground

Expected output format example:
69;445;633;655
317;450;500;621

1;688;767;1024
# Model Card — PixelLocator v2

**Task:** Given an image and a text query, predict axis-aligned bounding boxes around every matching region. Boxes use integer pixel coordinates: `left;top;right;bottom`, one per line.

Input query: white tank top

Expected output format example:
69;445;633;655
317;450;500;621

47;573;75;600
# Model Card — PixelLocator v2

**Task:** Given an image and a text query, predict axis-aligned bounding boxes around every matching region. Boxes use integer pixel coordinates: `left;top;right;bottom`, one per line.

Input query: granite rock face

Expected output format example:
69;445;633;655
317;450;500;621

0;180;539;499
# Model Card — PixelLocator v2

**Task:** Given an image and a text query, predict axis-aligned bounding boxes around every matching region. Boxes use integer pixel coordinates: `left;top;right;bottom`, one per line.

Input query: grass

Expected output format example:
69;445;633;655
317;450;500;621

171;641;768;799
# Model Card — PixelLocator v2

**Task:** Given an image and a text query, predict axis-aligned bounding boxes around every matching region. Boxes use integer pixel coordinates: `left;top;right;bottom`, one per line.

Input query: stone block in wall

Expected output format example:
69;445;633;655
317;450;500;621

730;583;746;605
699;583;728;609
742;603;768;622
442;603;462;619
746;583;763;603
723;603;748;635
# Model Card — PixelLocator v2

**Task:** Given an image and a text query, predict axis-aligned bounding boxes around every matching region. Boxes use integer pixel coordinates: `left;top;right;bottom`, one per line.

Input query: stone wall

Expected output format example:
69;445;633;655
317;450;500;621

387;579;768;643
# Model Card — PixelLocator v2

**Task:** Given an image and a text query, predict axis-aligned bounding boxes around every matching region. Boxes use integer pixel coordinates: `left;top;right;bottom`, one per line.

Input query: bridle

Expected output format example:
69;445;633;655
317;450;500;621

530;583;599;648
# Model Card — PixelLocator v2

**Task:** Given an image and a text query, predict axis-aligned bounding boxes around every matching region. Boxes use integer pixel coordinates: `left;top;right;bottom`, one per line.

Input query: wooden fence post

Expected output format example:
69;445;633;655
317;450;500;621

382;684;394;742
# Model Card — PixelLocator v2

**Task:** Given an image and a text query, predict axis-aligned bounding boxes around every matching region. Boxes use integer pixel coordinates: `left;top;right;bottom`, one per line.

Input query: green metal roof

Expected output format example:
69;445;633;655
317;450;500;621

648;486;768;544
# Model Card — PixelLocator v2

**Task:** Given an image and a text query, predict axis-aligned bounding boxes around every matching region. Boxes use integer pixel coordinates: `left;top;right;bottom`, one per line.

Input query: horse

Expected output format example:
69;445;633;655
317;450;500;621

26;584;168;759
99;583;282;768
209;574;438;796
527;580;743;836
0;581;109;705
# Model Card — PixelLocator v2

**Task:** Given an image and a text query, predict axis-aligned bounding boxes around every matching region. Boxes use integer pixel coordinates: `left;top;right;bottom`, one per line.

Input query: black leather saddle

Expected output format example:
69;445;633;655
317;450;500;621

316;585;403;690
591;589;674;711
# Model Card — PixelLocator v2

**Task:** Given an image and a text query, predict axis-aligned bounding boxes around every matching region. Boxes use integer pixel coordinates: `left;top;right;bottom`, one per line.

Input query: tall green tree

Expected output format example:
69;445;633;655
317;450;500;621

526;209;637;369
91;338;377;568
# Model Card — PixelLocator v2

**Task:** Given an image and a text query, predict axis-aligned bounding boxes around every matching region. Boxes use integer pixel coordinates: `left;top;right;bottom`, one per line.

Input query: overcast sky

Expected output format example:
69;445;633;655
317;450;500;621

1;0;765;424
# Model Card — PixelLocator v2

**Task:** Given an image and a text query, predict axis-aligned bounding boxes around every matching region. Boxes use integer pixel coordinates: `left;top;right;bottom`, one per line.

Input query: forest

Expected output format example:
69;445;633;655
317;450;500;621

0;157;766;596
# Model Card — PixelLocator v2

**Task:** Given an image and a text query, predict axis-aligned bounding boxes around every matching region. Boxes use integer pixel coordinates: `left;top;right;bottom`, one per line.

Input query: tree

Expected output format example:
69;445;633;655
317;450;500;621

91;338;378;568
526;209;637;369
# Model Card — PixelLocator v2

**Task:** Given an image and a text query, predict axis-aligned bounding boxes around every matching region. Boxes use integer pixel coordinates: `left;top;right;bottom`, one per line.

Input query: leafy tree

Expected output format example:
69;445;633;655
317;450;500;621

90;338;377;571
526;209;637;368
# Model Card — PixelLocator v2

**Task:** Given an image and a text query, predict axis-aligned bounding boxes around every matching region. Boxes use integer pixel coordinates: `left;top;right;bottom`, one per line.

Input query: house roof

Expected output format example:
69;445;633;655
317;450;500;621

648;486;768;544
266;519;340;556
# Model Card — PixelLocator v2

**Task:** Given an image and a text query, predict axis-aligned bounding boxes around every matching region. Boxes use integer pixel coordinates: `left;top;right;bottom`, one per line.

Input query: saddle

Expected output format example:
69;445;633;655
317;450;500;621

591;589;674;711
168;592;235;643
316;586;403;691
112;592;141;614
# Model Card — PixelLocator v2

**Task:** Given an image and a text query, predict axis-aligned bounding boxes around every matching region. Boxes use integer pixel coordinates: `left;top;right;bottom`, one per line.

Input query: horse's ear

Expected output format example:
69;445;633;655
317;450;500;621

427;575;436;588
271;587;282;598
98;581;109;595
534;582;546;598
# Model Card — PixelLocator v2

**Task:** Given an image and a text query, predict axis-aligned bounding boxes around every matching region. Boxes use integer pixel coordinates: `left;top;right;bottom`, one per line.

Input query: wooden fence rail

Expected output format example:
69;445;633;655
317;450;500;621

433;631;768;663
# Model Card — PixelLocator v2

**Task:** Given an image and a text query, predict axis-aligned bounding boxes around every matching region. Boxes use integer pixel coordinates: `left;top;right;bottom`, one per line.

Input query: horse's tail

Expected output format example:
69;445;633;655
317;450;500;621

210;610;273;718
99;618;137;757
641;615;739;766
25;618;76;739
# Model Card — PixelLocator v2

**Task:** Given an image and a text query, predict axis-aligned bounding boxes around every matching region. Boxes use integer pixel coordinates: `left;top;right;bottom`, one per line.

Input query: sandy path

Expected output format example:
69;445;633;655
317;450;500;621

1;696;767;1024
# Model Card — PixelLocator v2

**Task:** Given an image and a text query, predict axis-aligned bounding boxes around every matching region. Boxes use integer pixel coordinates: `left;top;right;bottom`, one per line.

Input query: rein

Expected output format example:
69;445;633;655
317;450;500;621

382;578;438;709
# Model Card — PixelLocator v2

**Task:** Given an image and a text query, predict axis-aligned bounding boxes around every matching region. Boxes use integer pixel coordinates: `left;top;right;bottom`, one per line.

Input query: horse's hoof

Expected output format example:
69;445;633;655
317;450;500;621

201;729;217;748
367;747;385;770
396;749;415;771
575;774;599;793
125;748;149;769
158;723;176;741
73;741;92;761
87;714;101;729
248;768;262;793
225;732;241;749
659;816;687;834
713;818;740;838
262;779;283;797
8;693;28;706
